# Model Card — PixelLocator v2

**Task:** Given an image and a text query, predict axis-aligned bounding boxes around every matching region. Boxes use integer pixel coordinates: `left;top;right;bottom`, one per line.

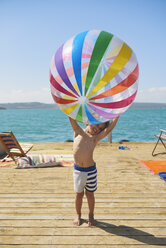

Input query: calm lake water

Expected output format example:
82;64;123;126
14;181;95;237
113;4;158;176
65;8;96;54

0;108;165;142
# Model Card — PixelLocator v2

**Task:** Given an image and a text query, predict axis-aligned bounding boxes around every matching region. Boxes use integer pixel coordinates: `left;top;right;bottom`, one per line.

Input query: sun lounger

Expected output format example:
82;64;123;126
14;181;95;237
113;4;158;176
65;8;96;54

0;142;7;159
0;131;33;162
152;129;166;156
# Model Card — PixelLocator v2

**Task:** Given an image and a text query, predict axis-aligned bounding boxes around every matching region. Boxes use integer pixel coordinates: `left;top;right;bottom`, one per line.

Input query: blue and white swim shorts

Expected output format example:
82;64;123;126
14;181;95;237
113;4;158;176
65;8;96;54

73;163;97;193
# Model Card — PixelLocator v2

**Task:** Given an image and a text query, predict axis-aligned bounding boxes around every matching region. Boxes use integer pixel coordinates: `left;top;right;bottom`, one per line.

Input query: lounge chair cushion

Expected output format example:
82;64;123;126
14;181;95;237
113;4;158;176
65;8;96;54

16;155;62;169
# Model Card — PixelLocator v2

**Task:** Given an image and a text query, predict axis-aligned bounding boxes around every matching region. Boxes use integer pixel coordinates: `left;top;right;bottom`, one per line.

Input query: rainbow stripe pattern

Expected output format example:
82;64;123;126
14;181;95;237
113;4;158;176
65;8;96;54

50;30;139;124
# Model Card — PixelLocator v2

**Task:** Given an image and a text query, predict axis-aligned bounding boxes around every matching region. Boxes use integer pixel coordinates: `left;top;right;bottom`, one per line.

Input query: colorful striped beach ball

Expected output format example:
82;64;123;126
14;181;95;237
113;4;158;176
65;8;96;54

49;30;139;124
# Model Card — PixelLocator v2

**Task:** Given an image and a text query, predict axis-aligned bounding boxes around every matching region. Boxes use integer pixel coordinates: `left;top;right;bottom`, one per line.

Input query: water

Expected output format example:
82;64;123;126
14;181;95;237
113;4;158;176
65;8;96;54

0;108;165;142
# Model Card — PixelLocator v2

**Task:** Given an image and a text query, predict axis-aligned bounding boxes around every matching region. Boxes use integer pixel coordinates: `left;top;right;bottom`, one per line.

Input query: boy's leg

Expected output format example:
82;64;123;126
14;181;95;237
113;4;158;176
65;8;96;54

85;190;95;226
73;190;84;226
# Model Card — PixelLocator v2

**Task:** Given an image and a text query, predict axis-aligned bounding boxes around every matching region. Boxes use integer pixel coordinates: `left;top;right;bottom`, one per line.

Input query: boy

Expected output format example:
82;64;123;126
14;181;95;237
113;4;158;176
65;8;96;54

69;116;119;226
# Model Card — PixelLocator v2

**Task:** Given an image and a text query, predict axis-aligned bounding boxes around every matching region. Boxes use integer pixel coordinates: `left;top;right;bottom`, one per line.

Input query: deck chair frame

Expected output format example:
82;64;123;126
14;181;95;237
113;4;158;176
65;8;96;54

152;129;166;156
0;131;32;161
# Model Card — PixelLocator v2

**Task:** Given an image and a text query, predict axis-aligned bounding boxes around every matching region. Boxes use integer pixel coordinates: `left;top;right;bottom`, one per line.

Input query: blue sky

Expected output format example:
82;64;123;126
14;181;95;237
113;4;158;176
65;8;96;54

0;0;166;103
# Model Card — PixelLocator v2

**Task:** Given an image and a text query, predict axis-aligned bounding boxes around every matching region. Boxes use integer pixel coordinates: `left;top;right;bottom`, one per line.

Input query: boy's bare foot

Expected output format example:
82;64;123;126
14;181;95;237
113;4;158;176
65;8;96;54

88;214;96;226
73;214;81;226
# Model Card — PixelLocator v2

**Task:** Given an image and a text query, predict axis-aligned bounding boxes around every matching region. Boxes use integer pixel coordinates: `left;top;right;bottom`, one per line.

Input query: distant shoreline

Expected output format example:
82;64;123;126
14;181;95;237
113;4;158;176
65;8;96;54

0;102;166;109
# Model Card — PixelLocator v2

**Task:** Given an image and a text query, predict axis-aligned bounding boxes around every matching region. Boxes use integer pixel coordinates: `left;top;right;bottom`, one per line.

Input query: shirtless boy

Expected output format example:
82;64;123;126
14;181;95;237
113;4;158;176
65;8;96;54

69;116;119;226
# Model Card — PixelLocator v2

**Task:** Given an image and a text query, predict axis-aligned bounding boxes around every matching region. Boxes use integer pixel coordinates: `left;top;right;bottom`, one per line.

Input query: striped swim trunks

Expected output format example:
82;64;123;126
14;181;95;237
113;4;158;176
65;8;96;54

73;163;97;193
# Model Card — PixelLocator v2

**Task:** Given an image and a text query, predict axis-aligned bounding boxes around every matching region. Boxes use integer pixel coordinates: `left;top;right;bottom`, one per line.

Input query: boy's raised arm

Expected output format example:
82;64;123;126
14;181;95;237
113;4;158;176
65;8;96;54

96;116;119;142
68;117;83;136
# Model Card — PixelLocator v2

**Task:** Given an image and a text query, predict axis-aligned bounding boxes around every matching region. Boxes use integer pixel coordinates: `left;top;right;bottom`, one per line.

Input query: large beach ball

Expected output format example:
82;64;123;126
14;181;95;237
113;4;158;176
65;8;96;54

49;30;139;124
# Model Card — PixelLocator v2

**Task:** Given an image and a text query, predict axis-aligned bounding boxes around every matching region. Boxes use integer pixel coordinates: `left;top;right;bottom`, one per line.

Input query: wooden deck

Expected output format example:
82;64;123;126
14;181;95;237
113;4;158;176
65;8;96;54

0;142;166;247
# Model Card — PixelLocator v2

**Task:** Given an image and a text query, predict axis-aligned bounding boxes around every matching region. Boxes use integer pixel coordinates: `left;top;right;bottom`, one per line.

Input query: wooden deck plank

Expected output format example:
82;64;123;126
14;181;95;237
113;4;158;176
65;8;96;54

0;219;166;227
0;197;166;203
0;207;166;214
0;193;165;197
0;214;165;220
0;190;165;194
0;235;166;245
0;245;165;248
1;202;166;207
0;227;166;236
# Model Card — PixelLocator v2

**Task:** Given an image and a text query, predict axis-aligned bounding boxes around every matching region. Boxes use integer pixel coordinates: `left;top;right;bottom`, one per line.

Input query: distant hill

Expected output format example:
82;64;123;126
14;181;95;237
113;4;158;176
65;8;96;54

131;102;166;108
0;102;58;109
0;102;166;109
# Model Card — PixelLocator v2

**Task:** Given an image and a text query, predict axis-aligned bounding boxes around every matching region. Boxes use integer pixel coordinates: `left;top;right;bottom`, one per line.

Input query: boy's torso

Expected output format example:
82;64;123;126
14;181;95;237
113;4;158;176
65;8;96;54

73;133;97;167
